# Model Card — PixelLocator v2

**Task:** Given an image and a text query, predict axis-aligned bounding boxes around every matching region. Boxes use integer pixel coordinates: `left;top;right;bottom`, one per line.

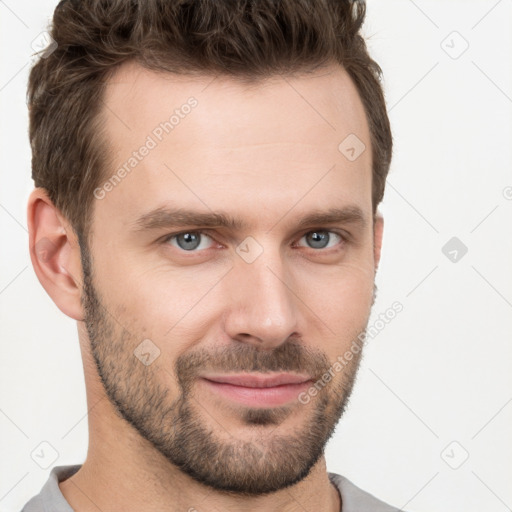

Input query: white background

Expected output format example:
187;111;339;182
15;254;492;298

1;1;511;511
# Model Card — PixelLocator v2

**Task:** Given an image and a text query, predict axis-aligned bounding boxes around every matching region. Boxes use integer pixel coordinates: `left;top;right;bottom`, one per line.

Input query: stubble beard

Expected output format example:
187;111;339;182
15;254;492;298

79;243;372;495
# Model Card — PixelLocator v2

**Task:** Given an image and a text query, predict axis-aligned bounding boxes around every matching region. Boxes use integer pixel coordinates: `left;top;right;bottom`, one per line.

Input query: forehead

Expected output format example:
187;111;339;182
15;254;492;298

102;61;370;147
95;62;372;234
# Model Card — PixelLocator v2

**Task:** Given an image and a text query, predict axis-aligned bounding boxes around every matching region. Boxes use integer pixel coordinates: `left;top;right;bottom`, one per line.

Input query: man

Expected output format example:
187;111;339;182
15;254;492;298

22;0;398;510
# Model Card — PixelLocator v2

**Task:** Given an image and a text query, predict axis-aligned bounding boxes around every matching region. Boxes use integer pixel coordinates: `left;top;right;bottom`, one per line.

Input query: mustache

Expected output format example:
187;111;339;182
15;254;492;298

175;339;331;390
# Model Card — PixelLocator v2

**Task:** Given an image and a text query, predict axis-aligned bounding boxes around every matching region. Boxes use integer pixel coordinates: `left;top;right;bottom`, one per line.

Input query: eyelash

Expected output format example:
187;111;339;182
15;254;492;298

160;229;349;254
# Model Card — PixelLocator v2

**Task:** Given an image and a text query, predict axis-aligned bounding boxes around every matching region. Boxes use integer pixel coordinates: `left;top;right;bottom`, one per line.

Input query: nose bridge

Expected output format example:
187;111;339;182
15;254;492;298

224;239;299;346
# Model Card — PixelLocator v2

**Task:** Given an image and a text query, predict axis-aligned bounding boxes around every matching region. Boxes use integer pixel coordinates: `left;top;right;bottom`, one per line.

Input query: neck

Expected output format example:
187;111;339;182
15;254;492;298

60;329;341;512
60;392;340;512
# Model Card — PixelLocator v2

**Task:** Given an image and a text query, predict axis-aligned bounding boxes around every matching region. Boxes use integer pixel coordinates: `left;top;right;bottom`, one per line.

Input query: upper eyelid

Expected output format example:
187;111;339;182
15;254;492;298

161;228;349;247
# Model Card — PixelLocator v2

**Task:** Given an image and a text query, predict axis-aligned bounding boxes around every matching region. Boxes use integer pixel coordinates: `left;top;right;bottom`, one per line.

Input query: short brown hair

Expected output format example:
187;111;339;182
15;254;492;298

28;0;392;245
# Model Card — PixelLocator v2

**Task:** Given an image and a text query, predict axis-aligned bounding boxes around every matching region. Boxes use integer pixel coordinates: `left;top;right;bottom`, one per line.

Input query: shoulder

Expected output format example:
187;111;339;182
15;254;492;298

20;465;81;512
328;472;405;512
20;494;43;512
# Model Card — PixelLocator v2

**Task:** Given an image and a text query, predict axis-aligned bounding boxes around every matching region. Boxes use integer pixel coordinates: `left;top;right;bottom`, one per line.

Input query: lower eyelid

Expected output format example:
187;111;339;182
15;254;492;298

164;231;216;248
164;230;347;252
295;231;346;249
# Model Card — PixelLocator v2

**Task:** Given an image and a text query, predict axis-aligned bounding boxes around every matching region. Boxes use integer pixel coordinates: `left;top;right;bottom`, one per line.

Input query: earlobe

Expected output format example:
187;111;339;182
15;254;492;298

27;188;85;321
373;211;384;271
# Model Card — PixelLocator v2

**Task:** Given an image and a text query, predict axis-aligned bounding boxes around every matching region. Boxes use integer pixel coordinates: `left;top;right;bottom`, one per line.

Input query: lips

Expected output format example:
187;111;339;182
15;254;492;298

200;373;314;407
202;373;311;387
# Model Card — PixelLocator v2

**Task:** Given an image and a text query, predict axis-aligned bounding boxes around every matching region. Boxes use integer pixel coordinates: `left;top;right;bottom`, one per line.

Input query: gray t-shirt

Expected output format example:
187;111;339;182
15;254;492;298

21;464;404;511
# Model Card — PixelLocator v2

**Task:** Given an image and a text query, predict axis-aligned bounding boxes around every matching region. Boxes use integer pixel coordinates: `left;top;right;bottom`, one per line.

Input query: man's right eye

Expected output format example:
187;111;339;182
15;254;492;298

161;231;217;252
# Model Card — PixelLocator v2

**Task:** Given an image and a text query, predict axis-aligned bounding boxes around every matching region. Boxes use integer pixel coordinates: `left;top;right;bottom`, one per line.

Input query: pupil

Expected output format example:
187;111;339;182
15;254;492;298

309;231;328;248
180;233;199;250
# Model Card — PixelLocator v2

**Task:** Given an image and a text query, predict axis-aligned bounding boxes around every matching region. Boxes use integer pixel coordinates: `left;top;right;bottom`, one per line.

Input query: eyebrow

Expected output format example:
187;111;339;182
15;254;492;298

132;204;368;233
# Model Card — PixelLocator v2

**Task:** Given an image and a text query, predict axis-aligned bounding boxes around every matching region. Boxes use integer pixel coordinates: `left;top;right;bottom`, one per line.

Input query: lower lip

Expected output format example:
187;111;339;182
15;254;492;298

200;379;312;407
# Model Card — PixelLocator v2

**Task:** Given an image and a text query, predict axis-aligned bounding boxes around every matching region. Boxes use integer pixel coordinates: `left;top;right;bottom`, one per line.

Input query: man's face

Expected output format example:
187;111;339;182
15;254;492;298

81;62;379;495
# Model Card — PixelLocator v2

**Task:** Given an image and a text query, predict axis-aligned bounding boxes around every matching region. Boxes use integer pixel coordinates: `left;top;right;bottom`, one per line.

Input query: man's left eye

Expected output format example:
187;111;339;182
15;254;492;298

296;230;345;250
161;230;346;252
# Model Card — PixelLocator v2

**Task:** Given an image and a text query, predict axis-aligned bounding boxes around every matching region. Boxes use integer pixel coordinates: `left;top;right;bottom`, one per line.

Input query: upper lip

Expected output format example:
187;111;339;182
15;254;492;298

201;373;313;388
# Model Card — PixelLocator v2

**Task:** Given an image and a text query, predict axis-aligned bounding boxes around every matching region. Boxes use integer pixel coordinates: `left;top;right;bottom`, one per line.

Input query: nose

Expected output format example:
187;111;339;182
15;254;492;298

222;251;300;350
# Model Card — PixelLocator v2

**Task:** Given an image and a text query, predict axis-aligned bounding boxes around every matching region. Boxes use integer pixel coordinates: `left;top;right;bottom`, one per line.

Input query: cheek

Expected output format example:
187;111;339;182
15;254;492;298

91;230;375;359
294;257;375;320
99;260;225;362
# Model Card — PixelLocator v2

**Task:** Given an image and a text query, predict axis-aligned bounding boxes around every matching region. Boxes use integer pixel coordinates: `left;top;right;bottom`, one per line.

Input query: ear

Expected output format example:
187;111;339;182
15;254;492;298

373;210;384;271
27;188;85;321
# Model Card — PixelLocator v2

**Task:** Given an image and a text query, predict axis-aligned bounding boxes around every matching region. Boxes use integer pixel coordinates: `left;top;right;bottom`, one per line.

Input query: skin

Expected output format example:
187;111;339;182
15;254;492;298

27;61;383;512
